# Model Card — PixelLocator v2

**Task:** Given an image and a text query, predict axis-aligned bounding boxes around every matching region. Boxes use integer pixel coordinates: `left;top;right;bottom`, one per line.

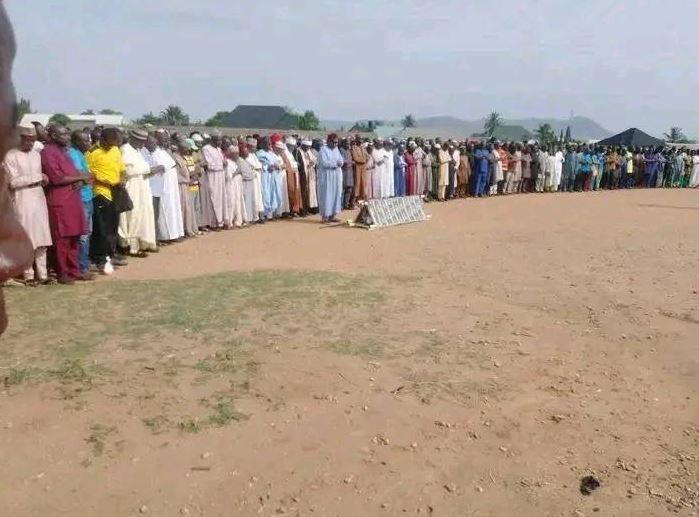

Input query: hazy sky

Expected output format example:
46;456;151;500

7;0;699;135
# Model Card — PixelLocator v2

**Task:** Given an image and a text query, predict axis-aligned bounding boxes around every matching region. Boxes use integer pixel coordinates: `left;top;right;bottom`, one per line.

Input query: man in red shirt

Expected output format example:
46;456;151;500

41;124;88;284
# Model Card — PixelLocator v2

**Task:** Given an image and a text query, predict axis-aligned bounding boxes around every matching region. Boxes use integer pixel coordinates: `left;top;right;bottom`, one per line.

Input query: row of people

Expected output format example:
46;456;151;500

5;125;699;286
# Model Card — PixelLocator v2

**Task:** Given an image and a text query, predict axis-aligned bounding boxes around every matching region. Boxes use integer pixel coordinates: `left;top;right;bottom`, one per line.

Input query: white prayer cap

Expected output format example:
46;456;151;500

202;133;211;139
274;141;285;150
228;145;239;153
285;136;297;146
18;124;36;137
301;139;312;146
191;133;204;143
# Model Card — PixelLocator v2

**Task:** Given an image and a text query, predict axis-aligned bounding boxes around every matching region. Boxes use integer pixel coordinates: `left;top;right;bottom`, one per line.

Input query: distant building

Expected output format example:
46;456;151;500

219;105;299;129
19;113;127;127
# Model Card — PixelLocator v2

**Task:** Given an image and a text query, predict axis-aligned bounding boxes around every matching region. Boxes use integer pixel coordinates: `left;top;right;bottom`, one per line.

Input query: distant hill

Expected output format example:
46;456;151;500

323;115;612;140
507;117;612;140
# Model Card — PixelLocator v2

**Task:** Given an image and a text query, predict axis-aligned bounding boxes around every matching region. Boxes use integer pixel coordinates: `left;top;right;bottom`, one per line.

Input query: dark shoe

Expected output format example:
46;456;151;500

58;277;75;285
77;272;96;281
111;257;128;267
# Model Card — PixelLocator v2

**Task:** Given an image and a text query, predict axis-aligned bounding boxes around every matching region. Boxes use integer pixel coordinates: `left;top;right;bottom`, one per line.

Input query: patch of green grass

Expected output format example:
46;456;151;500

2;270;402;434
177;418;203;434
142;415;171;435
4;271;385;357
48;359;91;382
207;398;247;427
2;367;37;387
85;424;116;456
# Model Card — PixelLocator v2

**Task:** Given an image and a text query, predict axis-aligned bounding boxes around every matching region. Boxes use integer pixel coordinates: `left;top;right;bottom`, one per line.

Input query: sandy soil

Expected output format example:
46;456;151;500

1;189;698;516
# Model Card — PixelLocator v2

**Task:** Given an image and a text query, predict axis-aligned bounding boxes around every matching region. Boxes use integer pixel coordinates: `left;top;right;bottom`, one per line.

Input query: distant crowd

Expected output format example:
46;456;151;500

3;121;699;287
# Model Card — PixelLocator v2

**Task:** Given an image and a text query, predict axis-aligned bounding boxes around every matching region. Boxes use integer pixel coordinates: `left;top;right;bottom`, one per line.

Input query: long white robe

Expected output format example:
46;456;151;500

371;149;385;198
223;161;247;227
200;144;225;227
690;156;699;188
414;148;425;196
384;149;395;198
151;147;184;240
552;151;564;189
243;153;264;219
276;152;290;214
545;155;556;188
118;143;156;252
3;149;52;250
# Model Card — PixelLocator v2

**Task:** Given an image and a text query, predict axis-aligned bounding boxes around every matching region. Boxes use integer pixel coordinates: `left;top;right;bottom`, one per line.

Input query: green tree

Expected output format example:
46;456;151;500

80;109;95;115
401;114;416;128
99;108;122;115
17;97;32;119
484;111;503;137
298;110;320;131
205;111;229;127
564;126;572;142
535;123;556;144
135;112;163;126
663;127;687;143
159;105;190;126
49;113;71;126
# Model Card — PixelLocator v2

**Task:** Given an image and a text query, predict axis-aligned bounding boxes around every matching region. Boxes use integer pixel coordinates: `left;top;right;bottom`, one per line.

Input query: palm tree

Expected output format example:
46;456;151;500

401;114;416;128
663;127;686;143
160;105;190;126
484;111;503;137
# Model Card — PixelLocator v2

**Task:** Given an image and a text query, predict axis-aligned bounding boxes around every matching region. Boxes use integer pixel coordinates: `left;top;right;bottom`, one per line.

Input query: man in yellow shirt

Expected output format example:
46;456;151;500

86;128;127;270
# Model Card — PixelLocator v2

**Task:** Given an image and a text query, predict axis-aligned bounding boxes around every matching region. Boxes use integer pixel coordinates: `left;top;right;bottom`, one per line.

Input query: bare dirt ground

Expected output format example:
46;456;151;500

1;189;698;517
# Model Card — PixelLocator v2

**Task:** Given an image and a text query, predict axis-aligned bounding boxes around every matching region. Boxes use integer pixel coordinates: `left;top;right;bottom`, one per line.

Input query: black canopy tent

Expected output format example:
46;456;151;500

597;128;664;147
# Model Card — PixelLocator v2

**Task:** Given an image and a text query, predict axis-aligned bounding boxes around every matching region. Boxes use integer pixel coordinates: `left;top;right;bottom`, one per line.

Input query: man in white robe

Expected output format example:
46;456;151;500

243;138;264;221
552;146;564;192
223;144;246;228
384;142;395;198
118;128;157;255
152;131;184;241
3;125;52;283
200;132;226;229
371;140;386;199
414;143;425;196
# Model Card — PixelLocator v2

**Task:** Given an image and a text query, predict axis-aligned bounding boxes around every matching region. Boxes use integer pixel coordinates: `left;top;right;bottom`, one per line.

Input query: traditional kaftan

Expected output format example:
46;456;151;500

317;145;343;218
118;143;157;251
151;147;184;240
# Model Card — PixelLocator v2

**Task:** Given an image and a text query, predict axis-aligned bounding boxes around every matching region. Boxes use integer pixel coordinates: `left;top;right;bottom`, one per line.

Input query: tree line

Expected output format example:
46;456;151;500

14;98;697;143
16;98;322;131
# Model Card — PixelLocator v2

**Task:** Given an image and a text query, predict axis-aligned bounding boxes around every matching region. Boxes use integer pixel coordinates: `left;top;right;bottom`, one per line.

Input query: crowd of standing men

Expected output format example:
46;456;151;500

4;122;699;287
